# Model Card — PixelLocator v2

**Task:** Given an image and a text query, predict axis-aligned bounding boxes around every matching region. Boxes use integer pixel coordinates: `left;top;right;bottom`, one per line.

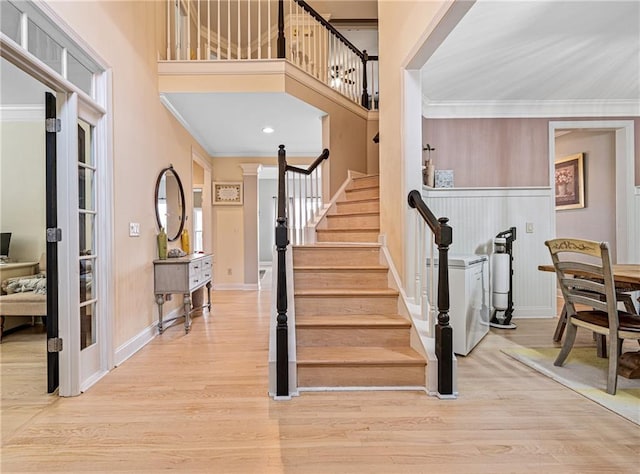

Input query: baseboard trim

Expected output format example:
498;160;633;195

213;283;259;290
298;386;427;392
113;307;180;366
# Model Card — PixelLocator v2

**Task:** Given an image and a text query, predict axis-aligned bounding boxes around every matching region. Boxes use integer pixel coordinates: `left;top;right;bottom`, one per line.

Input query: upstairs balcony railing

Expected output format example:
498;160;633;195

165;0;379;110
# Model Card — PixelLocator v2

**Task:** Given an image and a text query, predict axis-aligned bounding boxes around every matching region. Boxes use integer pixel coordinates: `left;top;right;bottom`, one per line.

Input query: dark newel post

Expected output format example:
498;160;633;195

435;217;453;396
275;144;289;396
277;0;285;59
361;50;369;109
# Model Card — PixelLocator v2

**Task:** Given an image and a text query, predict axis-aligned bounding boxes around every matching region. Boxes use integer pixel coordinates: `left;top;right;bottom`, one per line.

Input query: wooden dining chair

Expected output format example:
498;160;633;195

545;238;640;395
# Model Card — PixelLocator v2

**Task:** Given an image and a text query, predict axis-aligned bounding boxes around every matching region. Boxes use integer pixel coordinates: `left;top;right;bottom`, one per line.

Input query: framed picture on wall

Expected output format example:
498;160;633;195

212;182;243;205
555;153;585;210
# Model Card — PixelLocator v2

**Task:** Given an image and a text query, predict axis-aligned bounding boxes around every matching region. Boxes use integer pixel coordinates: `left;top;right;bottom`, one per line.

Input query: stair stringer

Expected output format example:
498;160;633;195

378;236;458;398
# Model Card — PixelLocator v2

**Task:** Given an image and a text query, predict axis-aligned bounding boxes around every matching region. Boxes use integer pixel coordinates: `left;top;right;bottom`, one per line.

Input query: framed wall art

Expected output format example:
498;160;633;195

212;182;243;205
555;153;585;210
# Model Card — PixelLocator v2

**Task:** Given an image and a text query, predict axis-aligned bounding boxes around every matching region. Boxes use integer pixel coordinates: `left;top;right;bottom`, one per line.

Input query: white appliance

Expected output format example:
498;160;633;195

426;254;490;356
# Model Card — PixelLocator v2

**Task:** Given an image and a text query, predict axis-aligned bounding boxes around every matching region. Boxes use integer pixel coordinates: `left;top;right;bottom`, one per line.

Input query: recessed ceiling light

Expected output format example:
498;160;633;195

262;126;275;134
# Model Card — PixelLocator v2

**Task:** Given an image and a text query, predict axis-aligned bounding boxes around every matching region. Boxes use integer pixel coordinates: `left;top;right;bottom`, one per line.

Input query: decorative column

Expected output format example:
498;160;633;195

240;164;261;288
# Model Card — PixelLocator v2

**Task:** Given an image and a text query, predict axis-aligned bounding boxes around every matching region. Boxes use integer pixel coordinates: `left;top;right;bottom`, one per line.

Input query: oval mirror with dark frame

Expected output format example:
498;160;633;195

155;166;186;242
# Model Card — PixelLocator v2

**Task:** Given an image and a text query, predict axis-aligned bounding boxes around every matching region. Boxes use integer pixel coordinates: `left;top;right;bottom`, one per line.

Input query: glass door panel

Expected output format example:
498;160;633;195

77;120;97;352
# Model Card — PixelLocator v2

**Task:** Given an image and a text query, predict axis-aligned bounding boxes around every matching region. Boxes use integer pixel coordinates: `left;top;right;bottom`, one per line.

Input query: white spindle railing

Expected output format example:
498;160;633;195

413;212;437;337
284;165;323;246
164;0;378;110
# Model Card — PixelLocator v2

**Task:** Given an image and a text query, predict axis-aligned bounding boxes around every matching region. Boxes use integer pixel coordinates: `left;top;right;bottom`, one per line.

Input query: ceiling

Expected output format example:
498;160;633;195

161;92;324;157
421;0;640;116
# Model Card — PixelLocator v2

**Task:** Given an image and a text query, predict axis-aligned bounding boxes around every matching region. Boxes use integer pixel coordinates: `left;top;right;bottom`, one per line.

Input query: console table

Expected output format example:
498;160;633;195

153;253;212;334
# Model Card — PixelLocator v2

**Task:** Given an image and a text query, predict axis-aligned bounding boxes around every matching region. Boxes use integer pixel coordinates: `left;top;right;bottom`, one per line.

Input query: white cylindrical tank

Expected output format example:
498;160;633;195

492;238;509;310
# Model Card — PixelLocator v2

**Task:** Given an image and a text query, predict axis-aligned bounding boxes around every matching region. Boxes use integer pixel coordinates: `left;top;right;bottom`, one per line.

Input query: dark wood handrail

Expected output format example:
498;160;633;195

407;190;454;397
408;190;439;235
292;1;365;60
286;148;330;175
275;145;329;397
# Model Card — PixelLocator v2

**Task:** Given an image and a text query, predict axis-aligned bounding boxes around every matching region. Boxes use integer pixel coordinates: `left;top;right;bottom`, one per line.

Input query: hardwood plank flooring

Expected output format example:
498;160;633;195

1;292;638;473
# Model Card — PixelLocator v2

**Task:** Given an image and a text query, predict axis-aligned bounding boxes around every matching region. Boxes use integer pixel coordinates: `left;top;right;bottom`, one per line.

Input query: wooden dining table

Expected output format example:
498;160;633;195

538;264;640;290
538;264;640;366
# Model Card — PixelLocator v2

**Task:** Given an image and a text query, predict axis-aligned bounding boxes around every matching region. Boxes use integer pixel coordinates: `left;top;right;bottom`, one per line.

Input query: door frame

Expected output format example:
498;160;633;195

548;120;637;263
1;11;113;396
191;149;213;254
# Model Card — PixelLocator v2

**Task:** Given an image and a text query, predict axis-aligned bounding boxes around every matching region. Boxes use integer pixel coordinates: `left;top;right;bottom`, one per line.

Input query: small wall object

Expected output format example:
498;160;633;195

157;227;168;260
555;153;585;210
435;170;454;188
423;160;435;187
213;182;243;205
180;228;191;254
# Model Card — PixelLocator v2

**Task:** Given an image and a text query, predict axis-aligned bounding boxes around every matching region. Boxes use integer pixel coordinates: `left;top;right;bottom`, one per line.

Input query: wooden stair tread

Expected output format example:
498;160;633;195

295;289;399;297
294;243;381;249
327;211;379;218
346;185;378;191
337;197;379;204
294;265;388;271
297;314;410;328
297;346;425;365
352;174;379;180
316;228;379;232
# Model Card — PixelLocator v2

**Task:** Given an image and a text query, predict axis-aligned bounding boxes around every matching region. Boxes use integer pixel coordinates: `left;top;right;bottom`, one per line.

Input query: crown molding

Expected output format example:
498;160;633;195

0;105;45;121
422;98;640;118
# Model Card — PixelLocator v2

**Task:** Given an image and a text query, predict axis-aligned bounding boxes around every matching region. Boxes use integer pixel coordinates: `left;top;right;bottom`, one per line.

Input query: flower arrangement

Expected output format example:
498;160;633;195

555;167;573;185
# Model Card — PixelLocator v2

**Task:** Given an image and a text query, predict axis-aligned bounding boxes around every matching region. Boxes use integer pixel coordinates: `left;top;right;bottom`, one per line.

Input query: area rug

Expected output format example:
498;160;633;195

502;346;640;425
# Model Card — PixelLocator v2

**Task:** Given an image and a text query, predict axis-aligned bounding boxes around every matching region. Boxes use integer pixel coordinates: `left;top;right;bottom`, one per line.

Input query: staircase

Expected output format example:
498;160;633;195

293;175;426;389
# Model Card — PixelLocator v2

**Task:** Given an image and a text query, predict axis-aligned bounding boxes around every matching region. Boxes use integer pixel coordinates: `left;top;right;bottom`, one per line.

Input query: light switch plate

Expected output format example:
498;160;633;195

526;222;534;233
129;222;140;237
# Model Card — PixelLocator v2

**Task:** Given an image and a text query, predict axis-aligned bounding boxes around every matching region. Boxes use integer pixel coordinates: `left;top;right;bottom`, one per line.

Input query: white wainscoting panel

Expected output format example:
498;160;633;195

422;187;556;318
634;187;640;263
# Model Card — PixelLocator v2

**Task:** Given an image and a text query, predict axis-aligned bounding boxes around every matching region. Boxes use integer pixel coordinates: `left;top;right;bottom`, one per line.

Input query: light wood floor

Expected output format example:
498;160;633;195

1;291;639;473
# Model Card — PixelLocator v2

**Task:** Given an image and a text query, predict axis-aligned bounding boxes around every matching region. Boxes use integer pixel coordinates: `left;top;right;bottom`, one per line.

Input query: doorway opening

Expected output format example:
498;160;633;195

549;120;636;264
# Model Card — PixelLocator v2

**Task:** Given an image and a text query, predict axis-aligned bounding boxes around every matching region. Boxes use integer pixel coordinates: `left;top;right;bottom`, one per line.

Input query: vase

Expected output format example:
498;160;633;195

557;183;567;197
157;227;168;260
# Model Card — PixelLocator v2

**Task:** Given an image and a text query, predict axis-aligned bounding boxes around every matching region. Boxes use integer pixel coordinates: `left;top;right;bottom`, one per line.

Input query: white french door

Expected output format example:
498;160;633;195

77;118;101;385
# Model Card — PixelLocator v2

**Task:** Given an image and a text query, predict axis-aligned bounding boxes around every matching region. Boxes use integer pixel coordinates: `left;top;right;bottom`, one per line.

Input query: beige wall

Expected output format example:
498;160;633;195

0;121;46;262
284;77;368;196
378;1;445;283
423;117;640;188
556;131;617;260
367;113;379;175
49;1;210;347
192;161;204;187
211;156;312;285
